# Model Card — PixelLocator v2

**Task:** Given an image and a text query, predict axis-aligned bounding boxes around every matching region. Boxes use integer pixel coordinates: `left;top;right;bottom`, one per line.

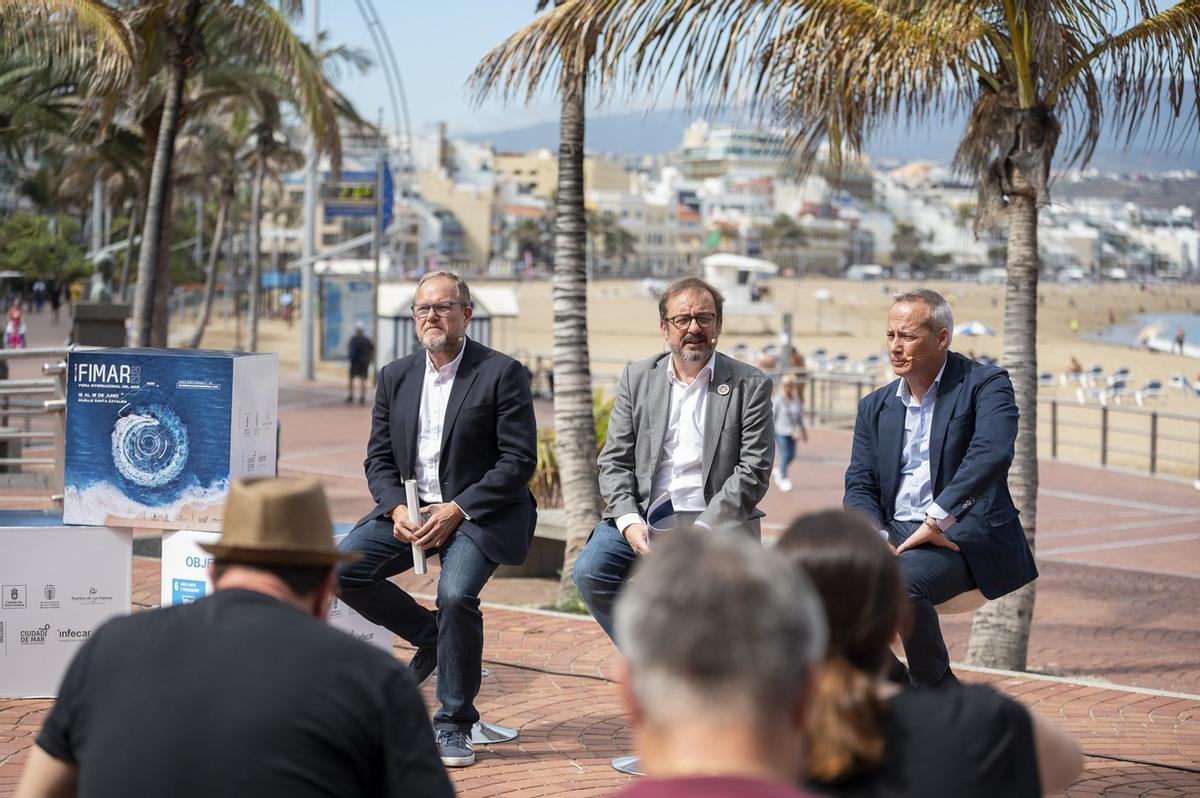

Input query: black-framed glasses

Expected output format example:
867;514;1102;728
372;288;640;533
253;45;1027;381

663;312;717;331
411;301;465;319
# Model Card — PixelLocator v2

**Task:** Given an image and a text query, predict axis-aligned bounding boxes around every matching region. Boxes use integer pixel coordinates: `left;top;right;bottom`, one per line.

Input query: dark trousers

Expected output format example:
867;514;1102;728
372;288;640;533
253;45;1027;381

889;518;977;686
336;517;497;730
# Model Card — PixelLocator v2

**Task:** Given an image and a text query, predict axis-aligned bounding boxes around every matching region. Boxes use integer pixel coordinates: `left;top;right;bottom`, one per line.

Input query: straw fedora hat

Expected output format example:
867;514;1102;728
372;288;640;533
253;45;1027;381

199;477;359;566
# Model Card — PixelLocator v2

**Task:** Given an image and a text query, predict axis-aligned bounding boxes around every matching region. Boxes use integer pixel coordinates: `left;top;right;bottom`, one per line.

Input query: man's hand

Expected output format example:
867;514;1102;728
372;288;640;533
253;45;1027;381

896;518;960;554
413;502;465;550
623;523;652;556
392;505;419;543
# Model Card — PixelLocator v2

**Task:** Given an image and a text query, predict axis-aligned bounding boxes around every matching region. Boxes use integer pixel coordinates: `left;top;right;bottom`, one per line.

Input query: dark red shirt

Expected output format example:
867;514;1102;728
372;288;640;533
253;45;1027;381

610;776;817;798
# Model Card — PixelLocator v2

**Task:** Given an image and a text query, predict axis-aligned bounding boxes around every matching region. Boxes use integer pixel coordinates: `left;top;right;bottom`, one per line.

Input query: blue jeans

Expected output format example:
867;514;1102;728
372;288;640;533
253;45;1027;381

889;518;977;686
571;519;637;643
336;517;497;730
775;434;797;475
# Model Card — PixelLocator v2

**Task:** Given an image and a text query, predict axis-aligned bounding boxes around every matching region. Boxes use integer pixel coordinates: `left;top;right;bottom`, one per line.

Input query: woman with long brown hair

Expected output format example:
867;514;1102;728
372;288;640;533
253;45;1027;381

778;510;1081;797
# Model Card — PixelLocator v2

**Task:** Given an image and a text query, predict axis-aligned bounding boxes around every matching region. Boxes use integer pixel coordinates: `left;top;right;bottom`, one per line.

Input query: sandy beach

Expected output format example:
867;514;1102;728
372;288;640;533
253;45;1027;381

187;277;1200;479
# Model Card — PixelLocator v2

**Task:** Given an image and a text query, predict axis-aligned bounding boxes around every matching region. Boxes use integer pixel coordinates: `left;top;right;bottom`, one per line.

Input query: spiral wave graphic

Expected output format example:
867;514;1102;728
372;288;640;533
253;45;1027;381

111;404;189;487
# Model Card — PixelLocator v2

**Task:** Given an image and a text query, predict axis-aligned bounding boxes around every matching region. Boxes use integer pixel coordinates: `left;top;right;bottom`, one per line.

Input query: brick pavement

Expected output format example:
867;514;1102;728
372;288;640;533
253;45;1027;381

1;556;1198;796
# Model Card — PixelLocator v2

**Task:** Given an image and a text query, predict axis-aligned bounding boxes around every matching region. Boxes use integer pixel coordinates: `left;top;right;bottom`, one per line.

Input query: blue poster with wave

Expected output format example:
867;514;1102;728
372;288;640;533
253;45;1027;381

64;349;277;530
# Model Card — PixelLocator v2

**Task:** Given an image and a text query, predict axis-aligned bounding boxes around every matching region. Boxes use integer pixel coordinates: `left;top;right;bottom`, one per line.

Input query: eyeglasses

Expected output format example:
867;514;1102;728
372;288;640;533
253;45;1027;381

663;313;717;331
411;301;465;319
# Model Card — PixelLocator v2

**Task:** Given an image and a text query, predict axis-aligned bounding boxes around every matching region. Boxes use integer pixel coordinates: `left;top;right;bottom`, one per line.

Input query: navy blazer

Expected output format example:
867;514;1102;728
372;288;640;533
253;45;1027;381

358;338;538;567
843;351;1037;599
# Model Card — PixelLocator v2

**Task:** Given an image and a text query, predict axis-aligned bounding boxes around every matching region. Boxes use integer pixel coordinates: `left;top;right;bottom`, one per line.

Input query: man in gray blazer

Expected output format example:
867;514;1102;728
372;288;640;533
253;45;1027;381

573;277;775;640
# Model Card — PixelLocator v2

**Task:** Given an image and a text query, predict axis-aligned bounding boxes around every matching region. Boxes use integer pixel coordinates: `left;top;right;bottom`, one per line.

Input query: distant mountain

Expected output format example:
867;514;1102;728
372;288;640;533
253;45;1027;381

462;107;1198;173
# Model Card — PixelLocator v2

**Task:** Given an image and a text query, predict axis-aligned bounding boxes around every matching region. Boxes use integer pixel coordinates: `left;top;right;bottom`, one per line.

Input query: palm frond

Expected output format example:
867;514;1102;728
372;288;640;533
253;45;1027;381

1049;0;1200;148
0;0;136;90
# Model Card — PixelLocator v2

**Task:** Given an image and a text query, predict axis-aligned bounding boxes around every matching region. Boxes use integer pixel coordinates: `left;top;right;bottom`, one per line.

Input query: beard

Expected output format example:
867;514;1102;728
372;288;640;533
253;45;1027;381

421;327;464;354
671;333;713;363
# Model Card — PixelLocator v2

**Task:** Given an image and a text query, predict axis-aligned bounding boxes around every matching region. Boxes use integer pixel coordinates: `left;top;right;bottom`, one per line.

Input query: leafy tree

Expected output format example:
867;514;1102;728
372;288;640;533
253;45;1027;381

0;213;91;282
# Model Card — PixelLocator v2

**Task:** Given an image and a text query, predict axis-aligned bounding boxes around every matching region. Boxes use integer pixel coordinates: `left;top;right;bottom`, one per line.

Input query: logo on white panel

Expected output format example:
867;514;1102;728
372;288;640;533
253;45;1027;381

19;624;50;645
71;586;114;605
57;628;92;642
40;584;60;609
3;585;27;609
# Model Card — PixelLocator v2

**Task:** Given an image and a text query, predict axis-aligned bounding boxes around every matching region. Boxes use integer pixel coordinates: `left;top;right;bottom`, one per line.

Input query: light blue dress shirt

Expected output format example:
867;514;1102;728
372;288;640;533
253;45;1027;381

893;361;954;530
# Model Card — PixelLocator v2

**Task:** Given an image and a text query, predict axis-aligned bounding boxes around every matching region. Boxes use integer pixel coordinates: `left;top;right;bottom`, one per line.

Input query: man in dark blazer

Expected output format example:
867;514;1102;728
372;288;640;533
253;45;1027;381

337;272;537;768
573;277;775;641
844;288;1037;687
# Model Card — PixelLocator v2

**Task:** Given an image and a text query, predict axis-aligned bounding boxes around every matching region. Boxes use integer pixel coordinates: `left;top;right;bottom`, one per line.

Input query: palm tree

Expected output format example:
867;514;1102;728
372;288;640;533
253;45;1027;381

472;0;606;608
121;0;352;348
587;209;637;274
469;0;1200;666
244;119;303;352
175;111;246;348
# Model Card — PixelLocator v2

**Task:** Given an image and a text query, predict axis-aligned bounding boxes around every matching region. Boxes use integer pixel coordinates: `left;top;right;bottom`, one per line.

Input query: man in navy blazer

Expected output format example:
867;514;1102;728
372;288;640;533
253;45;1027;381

337;272;537;767
844;289;1036;687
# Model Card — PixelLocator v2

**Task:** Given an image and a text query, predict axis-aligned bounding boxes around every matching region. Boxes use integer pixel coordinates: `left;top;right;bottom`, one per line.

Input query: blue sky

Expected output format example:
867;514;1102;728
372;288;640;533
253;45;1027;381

306;1;561;136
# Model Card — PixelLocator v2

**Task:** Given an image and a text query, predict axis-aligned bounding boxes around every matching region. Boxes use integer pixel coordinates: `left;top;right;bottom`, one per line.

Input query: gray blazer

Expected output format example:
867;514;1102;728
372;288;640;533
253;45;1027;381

598;351;775;535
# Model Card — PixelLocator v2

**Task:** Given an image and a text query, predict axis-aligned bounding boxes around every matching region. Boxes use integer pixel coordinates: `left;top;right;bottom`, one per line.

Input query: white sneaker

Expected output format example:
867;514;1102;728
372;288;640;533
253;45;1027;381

778;477;794;492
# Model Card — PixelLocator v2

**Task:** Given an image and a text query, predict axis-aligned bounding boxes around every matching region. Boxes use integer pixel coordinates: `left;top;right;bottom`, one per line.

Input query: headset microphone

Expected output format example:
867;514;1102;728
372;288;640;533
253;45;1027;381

710;338;718;345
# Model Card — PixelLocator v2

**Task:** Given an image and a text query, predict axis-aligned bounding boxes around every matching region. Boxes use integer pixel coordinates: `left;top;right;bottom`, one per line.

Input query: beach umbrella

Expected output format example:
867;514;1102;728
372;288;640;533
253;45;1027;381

954;320;995;336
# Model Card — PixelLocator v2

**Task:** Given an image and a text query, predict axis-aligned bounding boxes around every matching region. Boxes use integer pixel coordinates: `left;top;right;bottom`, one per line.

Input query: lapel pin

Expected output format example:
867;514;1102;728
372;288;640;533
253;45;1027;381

717;383;730;396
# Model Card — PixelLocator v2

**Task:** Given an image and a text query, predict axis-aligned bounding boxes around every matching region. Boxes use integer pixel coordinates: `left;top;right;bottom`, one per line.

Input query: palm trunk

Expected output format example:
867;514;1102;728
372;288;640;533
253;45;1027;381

150;181;175;347
189;185;230;348
117;203;137;301
966;170;1040;670
551;67;603;609
129;0;200;347
247;154;265;352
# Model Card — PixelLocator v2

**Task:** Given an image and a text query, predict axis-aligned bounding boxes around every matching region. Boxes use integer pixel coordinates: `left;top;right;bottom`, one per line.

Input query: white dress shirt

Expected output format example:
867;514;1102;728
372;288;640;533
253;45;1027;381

414;340;467;504
893;360;954;532
617;353;715;533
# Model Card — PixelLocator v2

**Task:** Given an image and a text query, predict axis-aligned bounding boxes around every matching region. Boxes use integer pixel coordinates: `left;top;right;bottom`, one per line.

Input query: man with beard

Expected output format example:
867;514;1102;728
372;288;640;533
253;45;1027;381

337;271;538;768
572;277;775;641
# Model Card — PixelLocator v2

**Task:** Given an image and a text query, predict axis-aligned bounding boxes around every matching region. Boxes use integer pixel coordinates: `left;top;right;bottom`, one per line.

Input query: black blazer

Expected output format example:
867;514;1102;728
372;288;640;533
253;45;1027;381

358;338;538;566
843;351;1037;599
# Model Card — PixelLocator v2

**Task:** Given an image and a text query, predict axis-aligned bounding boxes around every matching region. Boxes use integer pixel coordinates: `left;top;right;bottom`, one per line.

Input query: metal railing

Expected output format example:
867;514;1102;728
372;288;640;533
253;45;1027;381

1041;399;1200;480
0;346;77;505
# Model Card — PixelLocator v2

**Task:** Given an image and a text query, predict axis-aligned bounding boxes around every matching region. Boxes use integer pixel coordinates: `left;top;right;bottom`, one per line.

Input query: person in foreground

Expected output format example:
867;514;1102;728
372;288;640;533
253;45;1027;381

337;270;538;767
16;477;454;798
605;529;827;798
573;277;775;641
780;510;1082;798
843;288;1037;687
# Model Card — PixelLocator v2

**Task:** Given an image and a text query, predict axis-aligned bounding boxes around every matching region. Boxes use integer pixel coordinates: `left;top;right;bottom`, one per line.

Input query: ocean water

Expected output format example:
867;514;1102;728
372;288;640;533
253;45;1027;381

1088;312;1200;358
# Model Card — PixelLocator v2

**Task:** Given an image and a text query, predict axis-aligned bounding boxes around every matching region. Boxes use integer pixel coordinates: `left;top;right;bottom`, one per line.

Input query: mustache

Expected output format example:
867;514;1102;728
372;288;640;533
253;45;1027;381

682;333;708;344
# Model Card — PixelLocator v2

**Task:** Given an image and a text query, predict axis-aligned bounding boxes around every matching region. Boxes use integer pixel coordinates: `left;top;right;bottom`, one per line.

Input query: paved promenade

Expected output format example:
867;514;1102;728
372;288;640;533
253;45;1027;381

1;309;1198;794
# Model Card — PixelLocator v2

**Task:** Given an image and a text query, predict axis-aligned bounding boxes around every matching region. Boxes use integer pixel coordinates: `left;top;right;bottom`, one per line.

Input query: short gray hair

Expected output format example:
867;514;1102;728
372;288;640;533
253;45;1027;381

415;270;472;306
613;529;827;729
892;288;954;345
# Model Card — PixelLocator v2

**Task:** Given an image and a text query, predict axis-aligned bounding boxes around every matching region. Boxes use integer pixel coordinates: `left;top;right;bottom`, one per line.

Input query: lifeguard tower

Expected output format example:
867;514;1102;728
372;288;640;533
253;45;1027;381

700;253;778;317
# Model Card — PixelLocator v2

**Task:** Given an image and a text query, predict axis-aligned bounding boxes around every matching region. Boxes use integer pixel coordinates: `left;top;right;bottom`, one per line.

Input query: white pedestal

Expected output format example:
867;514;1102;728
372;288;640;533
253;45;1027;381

0;512;132;698
160;529;392;652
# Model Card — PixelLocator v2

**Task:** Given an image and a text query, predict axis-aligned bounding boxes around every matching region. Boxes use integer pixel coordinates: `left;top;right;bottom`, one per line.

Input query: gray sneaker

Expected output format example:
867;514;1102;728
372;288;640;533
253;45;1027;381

435;727;475;767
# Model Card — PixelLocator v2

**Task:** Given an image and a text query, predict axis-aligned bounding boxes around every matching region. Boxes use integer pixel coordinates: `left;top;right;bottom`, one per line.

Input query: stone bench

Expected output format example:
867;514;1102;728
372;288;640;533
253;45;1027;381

496;508;566;579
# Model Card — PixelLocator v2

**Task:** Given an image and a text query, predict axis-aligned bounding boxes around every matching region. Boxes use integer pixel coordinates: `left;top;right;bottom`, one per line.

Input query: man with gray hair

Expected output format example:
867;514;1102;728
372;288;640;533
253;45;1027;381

844;288;1037;688
606;529;826;797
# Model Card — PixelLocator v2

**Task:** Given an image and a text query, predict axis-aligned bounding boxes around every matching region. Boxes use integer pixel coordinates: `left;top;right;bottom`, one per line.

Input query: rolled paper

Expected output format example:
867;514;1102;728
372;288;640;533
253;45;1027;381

405;479;427;575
